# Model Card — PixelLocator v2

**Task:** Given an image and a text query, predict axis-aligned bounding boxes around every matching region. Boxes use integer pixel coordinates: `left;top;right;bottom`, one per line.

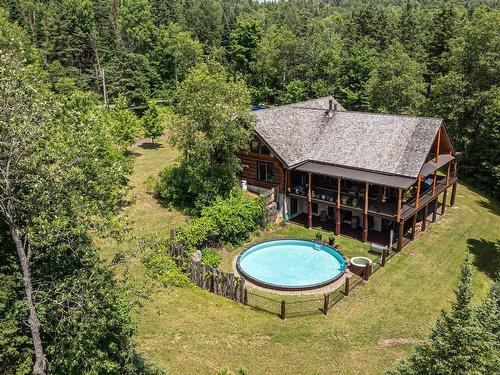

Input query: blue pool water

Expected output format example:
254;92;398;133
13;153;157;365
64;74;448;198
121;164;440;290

237;239;346;289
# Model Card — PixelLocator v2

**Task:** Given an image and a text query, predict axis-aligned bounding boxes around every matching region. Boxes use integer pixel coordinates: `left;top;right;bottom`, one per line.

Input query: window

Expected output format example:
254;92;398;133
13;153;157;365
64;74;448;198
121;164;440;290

250;140;259;153
260;144;271;155
257;162;274;182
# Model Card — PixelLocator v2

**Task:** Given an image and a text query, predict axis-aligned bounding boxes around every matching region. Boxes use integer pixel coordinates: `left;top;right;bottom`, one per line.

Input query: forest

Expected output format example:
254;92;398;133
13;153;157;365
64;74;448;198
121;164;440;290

0;1;498;374
1;0;499;197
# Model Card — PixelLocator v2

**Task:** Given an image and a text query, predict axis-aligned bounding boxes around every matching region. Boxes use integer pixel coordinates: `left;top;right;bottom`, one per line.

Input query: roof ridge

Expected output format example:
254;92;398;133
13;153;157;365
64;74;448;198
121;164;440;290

339;110;443;122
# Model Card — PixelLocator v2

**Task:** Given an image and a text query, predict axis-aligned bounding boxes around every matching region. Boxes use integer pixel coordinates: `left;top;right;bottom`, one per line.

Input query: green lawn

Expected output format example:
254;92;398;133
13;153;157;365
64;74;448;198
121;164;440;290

97;136;499;375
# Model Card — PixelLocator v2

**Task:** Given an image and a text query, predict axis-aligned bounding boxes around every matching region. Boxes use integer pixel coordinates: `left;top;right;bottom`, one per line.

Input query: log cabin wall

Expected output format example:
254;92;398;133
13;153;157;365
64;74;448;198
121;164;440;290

238;135;286;192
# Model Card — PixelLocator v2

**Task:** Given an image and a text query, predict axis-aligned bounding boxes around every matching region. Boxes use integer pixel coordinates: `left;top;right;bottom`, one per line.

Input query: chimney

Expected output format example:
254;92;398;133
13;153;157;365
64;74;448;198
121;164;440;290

326;99;335;118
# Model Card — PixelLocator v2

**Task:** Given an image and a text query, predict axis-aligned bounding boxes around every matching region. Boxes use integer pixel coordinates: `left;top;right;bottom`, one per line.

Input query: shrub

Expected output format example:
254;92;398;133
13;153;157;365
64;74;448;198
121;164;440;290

155;164;196;211
201;249;222;268
143;250;191;287
175;191;265;250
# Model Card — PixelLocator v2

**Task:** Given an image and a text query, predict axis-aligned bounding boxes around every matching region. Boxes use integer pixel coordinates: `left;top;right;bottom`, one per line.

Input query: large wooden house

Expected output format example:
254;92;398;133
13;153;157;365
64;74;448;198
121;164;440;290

238;97;458;250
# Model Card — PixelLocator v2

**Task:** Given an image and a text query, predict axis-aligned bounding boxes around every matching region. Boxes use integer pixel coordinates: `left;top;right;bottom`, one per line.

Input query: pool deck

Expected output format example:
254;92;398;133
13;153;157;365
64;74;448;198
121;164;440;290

233;256;355;296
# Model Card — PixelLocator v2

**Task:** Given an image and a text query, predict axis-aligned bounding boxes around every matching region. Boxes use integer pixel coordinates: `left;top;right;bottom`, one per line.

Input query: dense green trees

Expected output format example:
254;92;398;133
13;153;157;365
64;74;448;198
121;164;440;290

2;1;497;199
161;62;254;209
0;1;498;372
0;32;157;375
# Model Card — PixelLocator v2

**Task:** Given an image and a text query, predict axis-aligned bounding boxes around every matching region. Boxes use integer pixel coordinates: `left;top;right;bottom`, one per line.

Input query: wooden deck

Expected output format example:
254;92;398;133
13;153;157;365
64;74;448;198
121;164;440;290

401;176;458;220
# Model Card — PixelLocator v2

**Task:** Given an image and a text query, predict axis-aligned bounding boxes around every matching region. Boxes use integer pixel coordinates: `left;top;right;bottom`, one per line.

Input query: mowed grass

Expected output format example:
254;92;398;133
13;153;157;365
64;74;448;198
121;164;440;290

97;138;499;375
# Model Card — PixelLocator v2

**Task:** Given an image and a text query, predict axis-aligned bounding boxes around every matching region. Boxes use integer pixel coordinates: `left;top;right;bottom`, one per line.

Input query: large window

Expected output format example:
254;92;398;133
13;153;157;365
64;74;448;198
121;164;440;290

257;162;274;182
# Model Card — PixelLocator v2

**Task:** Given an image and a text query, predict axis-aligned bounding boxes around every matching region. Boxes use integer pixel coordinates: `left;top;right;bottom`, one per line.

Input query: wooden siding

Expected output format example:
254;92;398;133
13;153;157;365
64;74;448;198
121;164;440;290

239;154;286;192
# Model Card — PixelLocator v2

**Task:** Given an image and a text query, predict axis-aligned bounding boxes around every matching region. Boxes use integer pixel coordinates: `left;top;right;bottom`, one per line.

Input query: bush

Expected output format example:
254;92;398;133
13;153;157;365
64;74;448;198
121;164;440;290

201;249;222;268
155;164;196;211
175;192;266;250
143;250;191;287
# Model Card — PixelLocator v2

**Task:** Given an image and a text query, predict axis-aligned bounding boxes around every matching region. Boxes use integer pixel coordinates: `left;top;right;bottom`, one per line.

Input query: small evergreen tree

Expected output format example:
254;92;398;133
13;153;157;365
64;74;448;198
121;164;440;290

143;103;164;143
387;260;498;375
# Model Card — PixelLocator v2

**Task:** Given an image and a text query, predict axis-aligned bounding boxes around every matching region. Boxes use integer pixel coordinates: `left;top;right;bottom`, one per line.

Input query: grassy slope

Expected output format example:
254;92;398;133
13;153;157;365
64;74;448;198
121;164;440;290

98;137;499;375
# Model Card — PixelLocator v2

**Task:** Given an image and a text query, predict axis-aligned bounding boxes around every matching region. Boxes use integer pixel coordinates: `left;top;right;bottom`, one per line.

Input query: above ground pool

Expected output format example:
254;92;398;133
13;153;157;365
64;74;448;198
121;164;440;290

236;239;346;290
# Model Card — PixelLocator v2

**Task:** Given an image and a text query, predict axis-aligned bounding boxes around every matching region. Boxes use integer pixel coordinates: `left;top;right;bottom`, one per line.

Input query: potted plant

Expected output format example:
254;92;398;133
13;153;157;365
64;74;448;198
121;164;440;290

315;231;322;242
341;195;348;205
403;189;412;204
328;232;335;246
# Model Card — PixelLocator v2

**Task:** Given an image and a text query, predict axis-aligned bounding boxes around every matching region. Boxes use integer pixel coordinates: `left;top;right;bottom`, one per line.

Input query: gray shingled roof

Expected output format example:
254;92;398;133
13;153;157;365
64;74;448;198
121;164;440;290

253;97;443;179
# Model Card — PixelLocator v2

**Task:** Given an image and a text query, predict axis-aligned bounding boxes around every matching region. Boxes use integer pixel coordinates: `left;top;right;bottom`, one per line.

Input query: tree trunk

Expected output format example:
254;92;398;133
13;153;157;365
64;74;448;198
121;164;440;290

10;224;47;375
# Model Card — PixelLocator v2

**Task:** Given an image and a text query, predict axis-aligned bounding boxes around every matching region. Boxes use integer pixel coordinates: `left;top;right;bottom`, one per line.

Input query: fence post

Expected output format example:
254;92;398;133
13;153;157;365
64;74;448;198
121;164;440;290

364;263;371;281
280;300;286;320
323;294;329;315
344;277;350;296
381;248;387;267
243;288;248;305
239;279;245;303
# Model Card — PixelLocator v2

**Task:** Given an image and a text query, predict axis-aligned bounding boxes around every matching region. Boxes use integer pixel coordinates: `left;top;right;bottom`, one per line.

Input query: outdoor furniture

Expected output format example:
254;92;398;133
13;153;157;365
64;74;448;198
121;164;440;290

370;242;387;255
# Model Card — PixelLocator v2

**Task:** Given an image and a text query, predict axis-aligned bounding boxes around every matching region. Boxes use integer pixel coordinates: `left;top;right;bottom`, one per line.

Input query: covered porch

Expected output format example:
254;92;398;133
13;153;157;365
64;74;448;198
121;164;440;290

285;152;458;251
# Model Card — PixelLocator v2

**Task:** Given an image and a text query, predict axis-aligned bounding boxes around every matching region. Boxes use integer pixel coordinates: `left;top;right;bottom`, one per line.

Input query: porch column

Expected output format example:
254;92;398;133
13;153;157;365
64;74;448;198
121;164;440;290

286;169;291;193
362;182;369;242
335;178;341;235
441;188;448;215
307;172;312;228
432;197;438;222
396;188;402;223
397;220;404;252
422;204;428;232
416;175;422;209
432;171;437;196
450;183;457;207
411;213;417;241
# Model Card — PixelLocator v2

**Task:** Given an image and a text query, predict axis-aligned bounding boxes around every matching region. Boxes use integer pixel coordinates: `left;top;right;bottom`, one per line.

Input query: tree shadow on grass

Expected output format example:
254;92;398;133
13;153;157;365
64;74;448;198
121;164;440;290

479;199;500;217
467;238;500;280
139;142;163;150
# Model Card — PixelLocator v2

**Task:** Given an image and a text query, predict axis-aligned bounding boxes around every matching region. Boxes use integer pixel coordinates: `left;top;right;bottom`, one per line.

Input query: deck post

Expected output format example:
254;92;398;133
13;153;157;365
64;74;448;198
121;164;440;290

441;188;448;215
344;277;350;296
381;248;387;267
362;214;368;242
335;208;341;236
362;182;369;242
416;175;422;209
396;188;402;222
432;171;437;196
323;294;329;315
397;220;404;252
422;204;428;232
280;300;286;320
335;178;341;235
243;288;248;305
411;213;417;240
450;183;457;207
432;197;438;222
446;162;451;185
287;169;291;193
307;172;312;228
